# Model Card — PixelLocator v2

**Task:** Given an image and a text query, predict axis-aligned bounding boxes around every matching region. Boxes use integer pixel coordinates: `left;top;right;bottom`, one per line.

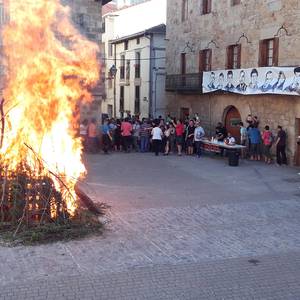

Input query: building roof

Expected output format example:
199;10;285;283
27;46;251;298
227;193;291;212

110;24;166;44
99;0;112;5
102;2;117;14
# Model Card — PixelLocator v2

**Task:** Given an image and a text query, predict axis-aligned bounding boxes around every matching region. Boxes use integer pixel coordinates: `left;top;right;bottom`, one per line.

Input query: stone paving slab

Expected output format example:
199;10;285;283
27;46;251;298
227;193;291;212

1;252;300;300
1;153;300;299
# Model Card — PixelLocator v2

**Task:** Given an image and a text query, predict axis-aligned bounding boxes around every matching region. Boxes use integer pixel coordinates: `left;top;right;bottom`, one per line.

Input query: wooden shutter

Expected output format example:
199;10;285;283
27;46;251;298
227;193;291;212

226;46;232;69
237;44;241;69
199;51;204;72
181;53;186;74
258;40;267;67
208;0;212;13
208;49;212;71
273;37;279;66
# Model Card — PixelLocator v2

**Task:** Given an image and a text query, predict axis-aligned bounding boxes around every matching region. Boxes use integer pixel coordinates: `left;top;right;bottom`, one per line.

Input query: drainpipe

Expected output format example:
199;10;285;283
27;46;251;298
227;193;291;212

113;43;117;118
145;33;153;118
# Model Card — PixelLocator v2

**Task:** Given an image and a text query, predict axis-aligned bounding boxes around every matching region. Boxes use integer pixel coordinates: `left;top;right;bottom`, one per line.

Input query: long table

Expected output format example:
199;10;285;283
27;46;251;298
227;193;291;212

200;139;246;166
200;139;245;153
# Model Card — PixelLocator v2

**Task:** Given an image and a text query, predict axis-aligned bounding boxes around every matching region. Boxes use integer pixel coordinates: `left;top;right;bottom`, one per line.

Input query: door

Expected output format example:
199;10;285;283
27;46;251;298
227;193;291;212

181;53;186;86
225;106;241;143
296;118;300;166
180;107;190;121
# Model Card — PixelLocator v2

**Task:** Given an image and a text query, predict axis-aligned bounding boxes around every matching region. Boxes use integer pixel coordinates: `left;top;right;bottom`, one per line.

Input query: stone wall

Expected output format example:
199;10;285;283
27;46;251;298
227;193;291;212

166;0;300;73
166;92;300;163
165;0;300;164
64;0;104;122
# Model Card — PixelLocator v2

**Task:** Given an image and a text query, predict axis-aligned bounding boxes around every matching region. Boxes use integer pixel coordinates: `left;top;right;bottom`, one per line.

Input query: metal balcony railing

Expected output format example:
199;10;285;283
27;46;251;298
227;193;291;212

165;73;203;93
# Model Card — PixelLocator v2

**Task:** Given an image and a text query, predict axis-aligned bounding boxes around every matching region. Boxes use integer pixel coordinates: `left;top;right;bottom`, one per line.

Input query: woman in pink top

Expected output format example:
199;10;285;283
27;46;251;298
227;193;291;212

262;125;273;164
121;118;133;152
87;118;98;153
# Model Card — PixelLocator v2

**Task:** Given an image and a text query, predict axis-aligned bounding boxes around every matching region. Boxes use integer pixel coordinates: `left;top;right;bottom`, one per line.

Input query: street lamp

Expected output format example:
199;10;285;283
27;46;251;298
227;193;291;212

109;64;117;118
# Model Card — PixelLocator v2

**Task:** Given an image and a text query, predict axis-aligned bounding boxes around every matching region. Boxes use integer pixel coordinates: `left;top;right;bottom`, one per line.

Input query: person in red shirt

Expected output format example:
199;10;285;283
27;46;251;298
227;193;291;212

121;118;133;152
87;118;98;153
172;119;185;156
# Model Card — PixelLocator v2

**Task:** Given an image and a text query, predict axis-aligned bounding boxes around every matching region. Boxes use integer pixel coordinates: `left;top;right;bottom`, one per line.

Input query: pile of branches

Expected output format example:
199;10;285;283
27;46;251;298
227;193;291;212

0;164;70;228
0;99;106;245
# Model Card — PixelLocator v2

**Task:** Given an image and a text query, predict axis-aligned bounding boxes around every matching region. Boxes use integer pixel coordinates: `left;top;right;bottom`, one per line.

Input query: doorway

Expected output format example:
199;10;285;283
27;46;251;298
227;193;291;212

180;107;190;121
224;106;242;143
296;118;300;166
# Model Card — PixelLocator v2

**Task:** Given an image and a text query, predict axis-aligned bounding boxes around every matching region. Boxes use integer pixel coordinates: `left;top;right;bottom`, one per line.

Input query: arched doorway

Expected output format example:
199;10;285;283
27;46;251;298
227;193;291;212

224;106;242;143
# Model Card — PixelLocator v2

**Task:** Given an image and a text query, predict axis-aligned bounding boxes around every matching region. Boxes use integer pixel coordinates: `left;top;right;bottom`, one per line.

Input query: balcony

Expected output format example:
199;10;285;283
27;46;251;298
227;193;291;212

166;73;203;93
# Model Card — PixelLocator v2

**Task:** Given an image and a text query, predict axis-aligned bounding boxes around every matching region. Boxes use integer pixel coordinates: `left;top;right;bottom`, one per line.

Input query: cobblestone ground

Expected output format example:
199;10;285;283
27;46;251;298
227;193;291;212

1;153;300;299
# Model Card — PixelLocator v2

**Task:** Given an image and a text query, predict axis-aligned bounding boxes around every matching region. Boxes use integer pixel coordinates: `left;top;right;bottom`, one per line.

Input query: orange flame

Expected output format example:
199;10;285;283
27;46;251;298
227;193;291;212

1;0;100;215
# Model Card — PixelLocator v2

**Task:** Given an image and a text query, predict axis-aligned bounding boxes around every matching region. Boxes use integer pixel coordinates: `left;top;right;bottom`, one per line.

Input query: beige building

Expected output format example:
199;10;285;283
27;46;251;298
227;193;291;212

165;0;300;164
102;0;167;119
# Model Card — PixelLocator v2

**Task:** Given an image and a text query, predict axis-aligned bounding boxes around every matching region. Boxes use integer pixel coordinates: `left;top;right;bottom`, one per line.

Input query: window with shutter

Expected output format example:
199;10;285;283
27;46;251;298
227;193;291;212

259;38;279;67
231;0;241;5
227;44;241;69
202;0;212;15
199;49;212;71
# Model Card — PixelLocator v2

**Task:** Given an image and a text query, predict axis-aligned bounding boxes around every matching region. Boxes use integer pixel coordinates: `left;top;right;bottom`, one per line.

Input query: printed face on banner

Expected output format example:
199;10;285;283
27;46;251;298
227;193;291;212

203;67;300;96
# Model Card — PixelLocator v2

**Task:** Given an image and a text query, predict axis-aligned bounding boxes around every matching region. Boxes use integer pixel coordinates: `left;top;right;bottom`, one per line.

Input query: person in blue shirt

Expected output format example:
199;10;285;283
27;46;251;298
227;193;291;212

248;125;261;161
101;119;112;154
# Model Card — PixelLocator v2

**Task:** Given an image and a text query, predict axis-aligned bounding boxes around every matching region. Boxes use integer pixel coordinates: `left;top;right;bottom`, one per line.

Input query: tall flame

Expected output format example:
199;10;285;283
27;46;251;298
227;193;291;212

0;0;100;215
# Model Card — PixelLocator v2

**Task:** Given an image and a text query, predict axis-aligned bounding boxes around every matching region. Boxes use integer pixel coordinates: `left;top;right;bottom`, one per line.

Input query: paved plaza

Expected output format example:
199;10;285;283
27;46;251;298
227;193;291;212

1;153;300;299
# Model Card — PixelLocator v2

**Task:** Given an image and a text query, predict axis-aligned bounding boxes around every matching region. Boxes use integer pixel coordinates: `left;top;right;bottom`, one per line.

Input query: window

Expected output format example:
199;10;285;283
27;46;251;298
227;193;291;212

181;0;188;22
120;86;124;112
101;19;106;33
134;86;140;115
202;0;211;15
136;37;140;45
126;60;130;81
227;44;241;69
259;38;279;67
107;105;113;118
107;73;112;89
199;49;212;72
181;53;186;74
0;3;6;25
124;40;128;50
108;43;113;57
231;0;240;5
135;52;141;79
120;55;125;79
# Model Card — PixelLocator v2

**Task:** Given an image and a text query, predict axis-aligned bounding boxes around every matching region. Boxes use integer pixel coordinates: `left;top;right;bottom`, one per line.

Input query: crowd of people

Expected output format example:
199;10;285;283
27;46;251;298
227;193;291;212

79;113;288;166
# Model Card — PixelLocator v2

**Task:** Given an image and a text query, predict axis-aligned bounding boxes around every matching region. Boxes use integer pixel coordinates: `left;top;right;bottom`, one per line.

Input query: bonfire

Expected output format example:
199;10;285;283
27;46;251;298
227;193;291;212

0;0;101;233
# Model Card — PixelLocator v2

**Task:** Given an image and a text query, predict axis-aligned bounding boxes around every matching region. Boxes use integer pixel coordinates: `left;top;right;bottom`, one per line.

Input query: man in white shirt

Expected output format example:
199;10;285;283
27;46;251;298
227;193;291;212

194;121;205;157
151;122;163;156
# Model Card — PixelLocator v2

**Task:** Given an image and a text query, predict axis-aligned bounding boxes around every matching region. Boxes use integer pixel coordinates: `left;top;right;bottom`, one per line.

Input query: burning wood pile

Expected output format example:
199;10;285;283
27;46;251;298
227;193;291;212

0;0;101;235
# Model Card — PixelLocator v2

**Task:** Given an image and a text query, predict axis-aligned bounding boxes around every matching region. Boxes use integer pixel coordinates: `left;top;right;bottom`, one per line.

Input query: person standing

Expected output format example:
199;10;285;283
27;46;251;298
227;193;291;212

239;122;248;158
173;119;185;156
79;119;88;152
186;120;195;155
140;119;152;152
248;125;261;161
121;118;133;153
194;121;205;158
87;118;98;153
101;119;112;154
275;125;287;165
113;119;122;151
132;120;141;152
262;125;273;164
151;122;163;156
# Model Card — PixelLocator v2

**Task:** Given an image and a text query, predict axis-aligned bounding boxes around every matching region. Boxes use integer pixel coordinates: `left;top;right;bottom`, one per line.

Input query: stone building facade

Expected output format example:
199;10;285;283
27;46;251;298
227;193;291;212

165;0;300;164
0;0;111;122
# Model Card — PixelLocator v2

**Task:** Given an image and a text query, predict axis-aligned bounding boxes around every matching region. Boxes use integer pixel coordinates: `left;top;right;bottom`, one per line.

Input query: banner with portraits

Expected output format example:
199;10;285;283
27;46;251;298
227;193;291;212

202;66;300;96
